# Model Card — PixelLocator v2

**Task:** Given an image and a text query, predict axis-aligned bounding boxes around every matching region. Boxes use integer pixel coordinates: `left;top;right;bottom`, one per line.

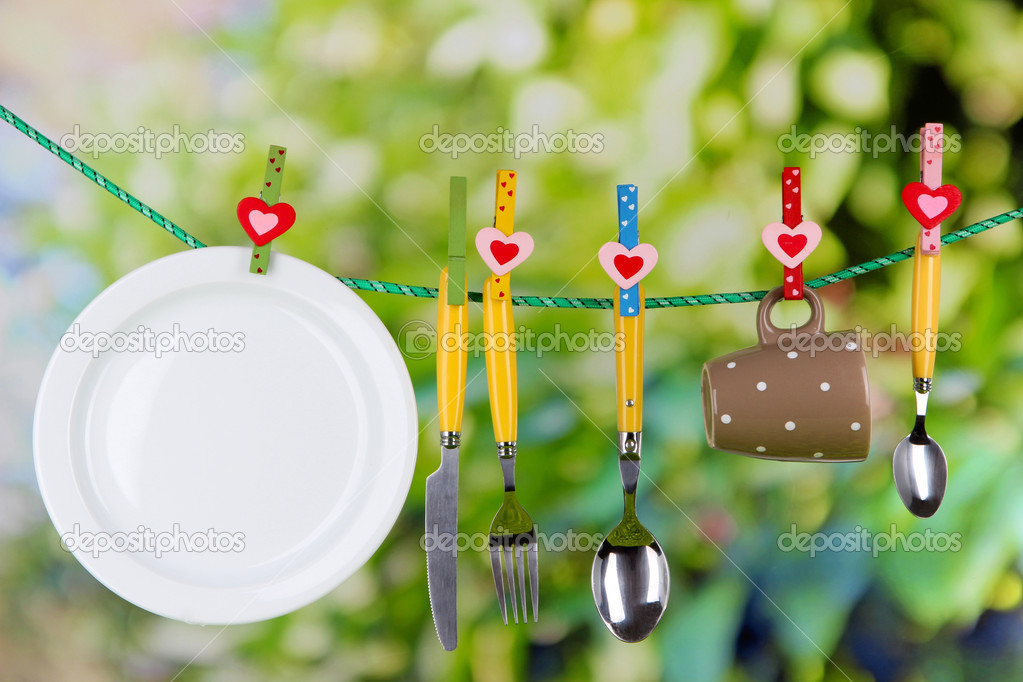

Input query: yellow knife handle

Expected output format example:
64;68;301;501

437;268;469;432
911;233;941;380
615;285;644;432
482;274;517;442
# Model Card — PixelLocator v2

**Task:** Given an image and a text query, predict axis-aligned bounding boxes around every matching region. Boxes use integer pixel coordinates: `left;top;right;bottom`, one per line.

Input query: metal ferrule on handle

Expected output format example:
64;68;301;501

618;432;642;458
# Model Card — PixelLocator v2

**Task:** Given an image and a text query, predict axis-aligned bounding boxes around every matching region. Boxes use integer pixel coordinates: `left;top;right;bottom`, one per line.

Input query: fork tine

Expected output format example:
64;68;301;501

490;543;508;625
504;543;519;624
516;542;526;621
528;535;539;622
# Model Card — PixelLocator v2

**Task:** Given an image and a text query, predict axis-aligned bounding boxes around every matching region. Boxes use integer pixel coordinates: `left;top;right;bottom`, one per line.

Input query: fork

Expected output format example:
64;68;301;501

482;273;538;624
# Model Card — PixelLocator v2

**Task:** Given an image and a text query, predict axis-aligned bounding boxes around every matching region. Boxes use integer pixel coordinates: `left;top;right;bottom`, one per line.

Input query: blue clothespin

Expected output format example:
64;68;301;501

617;184;639;316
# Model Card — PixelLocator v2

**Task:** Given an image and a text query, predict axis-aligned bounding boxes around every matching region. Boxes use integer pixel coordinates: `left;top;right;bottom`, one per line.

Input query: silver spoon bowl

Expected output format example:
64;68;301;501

893;388;947;517
592;450;669;642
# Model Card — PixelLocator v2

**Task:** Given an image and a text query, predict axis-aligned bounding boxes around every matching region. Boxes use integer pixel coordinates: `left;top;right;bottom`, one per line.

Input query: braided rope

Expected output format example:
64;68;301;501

3;103;1019;308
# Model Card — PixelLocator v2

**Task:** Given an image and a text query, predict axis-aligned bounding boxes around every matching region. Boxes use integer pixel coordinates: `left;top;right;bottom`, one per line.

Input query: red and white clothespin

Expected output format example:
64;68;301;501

901;123;962;254
761;167;821;300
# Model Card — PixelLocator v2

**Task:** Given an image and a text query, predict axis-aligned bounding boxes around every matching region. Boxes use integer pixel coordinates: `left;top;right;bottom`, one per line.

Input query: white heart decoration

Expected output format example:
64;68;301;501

598;242;659;289
761;221;822;269
248;210;279;236
474;227;534;276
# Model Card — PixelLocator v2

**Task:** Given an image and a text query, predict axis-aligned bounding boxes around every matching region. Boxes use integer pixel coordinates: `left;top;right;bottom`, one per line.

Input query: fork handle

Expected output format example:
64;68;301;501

615;284;644;432
483;274;517;442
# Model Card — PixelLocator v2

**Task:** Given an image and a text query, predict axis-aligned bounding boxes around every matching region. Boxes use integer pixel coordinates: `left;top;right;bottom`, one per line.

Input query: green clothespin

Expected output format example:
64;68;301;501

448;177;467;304
250;145;288;274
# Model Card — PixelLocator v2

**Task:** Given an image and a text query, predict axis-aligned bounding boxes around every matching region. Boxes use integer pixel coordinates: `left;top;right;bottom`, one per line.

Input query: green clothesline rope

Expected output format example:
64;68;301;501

3;103;1020;308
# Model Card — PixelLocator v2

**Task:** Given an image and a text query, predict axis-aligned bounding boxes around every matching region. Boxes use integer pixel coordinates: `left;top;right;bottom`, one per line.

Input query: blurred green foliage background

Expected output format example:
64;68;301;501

2;0;1023;679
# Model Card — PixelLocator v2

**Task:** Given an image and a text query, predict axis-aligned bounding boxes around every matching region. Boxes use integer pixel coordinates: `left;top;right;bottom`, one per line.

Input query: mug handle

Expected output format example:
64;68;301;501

757;286;825;345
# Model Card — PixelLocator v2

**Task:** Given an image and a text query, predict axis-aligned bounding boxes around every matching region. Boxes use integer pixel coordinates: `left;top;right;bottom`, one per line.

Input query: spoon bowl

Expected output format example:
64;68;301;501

592;458;669;642
893;403;947;518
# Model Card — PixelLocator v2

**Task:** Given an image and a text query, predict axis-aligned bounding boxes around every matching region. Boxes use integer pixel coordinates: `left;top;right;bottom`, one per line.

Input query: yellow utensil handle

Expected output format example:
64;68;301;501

911;233;941;380
437;268;469;432
615;285;644;432
483;274;517;442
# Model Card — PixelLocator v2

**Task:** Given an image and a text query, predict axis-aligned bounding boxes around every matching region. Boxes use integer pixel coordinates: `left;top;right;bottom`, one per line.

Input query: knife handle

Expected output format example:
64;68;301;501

482;274;517;443
437;268;468;433
911;232;940;381
615;284;644;432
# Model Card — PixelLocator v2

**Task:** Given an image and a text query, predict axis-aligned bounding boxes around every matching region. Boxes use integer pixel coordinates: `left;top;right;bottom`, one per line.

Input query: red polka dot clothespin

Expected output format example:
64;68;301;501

761;167;821;301
901;123;962;255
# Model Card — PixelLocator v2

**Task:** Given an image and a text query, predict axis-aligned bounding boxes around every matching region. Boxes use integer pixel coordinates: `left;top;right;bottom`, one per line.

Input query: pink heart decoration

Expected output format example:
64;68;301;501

475;227;534;276
248;209;279;235
598;242;658;289
917;194;947;219
761;221;822;269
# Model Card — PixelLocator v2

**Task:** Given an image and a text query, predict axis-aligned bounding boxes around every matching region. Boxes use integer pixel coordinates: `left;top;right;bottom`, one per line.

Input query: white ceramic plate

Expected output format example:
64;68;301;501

34;247;418;624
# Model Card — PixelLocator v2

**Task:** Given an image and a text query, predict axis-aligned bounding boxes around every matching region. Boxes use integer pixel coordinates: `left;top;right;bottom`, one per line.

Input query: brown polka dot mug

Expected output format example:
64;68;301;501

701;286;870;462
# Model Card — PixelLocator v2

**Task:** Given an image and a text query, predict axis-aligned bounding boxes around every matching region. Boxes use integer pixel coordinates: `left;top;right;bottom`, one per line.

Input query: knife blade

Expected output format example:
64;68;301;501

426;439;458;649
426;238;467;649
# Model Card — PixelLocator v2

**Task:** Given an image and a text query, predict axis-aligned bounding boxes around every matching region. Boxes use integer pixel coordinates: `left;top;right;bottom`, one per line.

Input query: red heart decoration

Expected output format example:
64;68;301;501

777;233;807;258
278;150;284;155
501;181;507;187
901;182;962;229
613;255;644;279
236;196;297;246
508;172;515;178
490;240;520;265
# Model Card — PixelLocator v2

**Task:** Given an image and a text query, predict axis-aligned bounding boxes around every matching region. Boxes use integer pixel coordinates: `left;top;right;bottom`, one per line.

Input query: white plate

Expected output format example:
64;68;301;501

34;247;418;624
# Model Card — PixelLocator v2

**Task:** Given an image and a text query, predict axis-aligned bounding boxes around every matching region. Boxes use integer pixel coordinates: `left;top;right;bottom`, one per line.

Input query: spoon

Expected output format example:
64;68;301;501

592;285;669;642
893;233;947;517
893;388;947;517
